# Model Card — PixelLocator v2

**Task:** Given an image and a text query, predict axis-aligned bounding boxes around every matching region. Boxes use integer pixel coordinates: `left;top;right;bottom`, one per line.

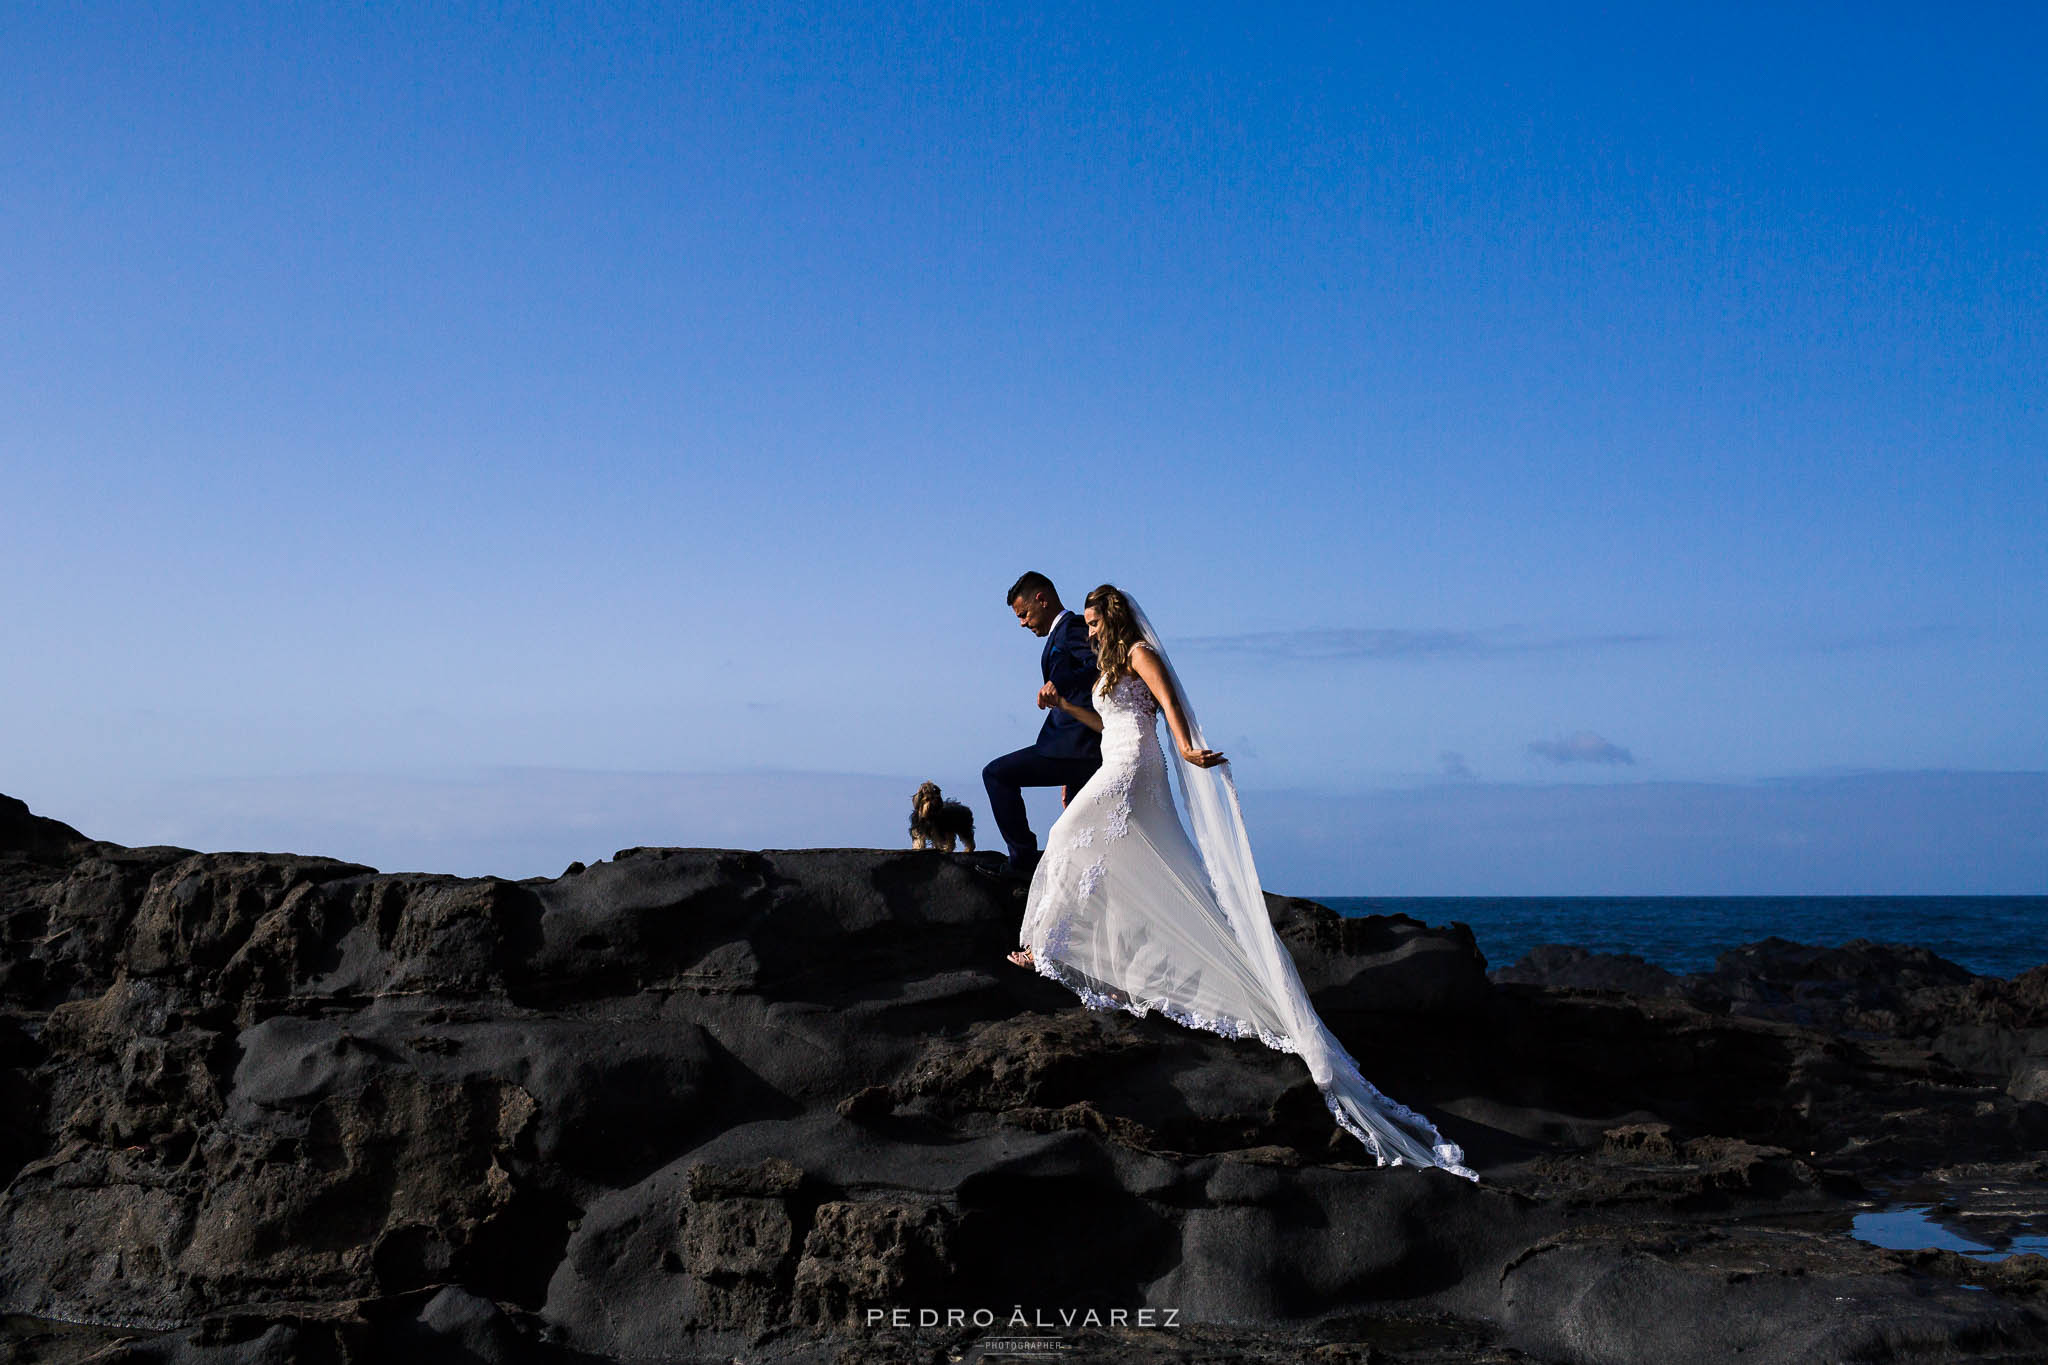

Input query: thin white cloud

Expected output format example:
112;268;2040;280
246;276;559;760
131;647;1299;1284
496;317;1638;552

1528;731;1636;765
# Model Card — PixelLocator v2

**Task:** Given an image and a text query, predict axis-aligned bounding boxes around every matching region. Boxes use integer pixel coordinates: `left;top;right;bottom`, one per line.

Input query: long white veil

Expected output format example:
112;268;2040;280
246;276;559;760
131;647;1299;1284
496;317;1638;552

1120;595;1473;1178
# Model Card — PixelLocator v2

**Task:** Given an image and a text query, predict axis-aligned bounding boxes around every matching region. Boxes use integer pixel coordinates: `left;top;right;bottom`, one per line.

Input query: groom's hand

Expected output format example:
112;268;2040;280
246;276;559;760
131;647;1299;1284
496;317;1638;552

1036;682;1061;710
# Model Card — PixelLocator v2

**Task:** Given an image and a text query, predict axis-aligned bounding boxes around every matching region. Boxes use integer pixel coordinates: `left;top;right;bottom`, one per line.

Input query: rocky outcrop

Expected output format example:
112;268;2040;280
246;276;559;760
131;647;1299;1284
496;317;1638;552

0;793;2043;1364
1497;937;2048;1115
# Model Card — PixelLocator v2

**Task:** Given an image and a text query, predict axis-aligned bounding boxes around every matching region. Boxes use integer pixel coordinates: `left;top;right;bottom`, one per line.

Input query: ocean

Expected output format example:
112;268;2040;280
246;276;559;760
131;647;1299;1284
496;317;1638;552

1319;896;2048;981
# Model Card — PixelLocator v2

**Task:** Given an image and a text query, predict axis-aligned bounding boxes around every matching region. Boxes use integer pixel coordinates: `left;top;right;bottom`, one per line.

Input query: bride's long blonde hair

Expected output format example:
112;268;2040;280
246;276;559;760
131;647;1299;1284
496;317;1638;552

1085;584;1146;689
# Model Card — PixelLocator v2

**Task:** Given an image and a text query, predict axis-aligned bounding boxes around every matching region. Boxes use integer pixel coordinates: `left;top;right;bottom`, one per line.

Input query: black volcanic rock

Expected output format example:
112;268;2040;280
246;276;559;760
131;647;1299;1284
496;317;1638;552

1271;896;1493;1016
0;793;89;861
1;792;2045;1364
1498;1224;2048;1364
1492;945;1685;997
1498;934;2048;1114
1686;935;1980;1032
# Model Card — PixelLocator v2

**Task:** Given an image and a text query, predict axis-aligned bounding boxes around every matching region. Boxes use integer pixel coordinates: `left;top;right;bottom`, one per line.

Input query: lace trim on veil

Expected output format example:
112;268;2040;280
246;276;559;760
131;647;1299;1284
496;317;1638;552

1029;952;1475;1178
1031;952;1298;1054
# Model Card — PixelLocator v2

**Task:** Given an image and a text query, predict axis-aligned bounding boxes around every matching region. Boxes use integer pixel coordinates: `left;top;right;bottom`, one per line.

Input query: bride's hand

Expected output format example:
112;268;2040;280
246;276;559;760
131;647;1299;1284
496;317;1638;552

1181;746;1226;768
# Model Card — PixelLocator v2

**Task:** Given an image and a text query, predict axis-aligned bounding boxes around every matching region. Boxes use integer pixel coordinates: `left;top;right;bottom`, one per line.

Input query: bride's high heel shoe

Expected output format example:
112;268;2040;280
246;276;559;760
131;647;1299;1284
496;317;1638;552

1006;948;1034;968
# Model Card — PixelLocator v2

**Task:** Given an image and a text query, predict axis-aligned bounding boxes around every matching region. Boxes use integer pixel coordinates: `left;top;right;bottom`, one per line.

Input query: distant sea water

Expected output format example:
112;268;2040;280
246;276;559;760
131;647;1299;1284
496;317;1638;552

1318;896;2048;981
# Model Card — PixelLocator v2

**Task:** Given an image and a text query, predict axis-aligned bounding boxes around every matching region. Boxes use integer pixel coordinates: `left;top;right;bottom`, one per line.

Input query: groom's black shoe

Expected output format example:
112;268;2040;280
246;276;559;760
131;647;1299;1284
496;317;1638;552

974;852;1038;882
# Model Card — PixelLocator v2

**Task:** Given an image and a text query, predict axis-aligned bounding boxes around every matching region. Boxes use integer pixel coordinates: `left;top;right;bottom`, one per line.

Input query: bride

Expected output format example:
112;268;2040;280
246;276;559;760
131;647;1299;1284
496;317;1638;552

1008;584;1475;1179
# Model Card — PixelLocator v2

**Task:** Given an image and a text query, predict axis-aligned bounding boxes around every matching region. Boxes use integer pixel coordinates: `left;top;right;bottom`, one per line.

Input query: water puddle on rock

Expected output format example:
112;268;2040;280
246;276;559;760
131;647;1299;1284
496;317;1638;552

1850;1205;2048;1261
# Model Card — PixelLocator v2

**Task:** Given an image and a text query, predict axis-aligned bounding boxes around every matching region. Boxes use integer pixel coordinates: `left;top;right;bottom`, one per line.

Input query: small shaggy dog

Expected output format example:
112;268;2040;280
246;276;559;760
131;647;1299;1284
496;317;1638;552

909;782;976;852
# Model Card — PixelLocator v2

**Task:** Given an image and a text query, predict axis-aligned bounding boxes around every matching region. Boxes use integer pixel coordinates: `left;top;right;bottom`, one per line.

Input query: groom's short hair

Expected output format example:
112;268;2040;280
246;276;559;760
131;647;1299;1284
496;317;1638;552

1007;571;1056;605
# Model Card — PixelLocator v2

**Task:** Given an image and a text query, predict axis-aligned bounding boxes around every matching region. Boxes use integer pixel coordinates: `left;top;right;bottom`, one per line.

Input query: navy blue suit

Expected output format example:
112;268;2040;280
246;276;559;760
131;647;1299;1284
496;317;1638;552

983;611;1103;868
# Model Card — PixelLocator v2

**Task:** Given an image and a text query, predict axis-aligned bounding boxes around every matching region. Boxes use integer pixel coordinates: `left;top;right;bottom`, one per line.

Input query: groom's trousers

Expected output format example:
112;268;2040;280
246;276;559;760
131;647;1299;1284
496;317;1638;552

983;746;1101;868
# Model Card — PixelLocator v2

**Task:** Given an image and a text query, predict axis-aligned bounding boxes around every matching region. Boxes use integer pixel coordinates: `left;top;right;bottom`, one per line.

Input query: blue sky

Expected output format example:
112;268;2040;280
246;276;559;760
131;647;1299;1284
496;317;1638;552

3;4;2043;891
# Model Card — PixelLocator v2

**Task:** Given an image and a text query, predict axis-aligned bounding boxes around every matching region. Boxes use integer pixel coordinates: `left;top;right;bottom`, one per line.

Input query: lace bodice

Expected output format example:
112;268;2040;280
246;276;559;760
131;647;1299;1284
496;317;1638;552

1021;670;1165;933
1095;669;1156;709
1094;671;1160;748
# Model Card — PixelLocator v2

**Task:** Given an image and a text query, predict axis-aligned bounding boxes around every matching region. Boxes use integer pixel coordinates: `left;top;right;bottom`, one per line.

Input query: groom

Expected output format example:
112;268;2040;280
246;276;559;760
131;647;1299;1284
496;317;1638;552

982;571;1102;878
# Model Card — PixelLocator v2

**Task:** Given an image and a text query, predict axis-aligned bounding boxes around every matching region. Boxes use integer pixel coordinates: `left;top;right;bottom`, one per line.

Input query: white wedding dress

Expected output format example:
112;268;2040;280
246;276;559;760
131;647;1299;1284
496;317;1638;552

1019;610;1474;1179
